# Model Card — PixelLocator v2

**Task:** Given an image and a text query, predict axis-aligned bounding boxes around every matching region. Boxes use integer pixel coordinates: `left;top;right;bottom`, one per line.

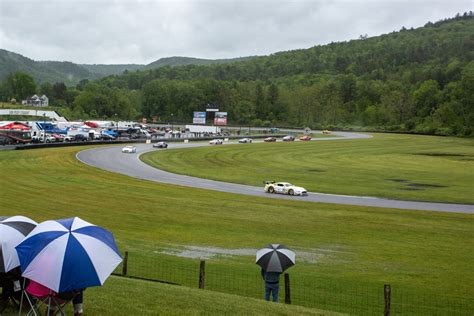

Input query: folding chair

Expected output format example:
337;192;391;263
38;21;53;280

21;280;77;316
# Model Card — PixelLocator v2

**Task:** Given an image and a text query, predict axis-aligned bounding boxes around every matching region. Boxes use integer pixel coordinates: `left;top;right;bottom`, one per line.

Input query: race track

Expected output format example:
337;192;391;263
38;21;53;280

76;132;474;214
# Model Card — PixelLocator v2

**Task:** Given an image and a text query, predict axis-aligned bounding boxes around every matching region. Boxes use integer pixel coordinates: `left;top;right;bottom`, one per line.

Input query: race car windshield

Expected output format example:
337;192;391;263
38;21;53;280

285;184;292;186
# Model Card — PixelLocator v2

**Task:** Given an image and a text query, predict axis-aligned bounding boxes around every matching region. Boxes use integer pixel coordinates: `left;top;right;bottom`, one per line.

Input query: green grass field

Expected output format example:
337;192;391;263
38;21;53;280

2;276;338;315
141;133;474;204
0;144;473;314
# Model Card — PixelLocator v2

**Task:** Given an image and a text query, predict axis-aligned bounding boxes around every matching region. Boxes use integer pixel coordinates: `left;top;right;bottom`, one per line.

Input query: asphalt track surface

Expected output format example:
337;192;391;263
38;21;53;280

77;132;474;214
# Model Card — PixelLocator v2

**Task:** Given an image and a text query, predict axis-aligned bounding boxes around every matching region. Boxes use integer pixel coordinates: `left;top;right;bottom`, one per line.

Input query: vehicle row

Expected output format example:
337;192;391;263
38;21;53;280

121;133;313;153
30;132;115;143
209;135;312;145
265;135;311;142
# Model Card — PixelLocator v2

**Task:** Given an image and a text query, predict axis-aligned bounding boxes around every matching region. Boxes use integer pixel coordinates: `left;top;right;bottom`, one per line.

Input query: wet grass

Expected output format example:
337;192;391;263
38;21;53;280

141;133;474;204
0;146;473;314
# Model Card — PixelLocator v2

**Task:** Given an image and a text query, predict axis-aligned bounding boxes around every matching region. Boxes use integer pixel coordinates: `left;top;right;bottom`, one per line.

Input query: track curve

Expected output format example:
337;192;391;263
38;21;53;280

76;132;474;214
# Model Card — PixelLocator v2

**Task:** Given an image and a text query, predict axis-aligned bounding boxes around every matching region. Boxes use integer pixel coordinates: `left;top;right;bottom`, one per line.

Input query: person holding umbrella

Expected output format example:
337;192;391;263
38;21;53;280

0;216;37;311
256;244;295;302
16;217;122;315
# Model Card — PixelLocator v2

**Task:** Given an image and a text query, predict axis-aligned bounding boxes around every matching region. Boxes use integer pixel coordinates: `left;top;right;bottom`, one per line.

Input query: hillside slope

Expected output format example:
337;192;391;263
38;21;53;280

0;50;257;85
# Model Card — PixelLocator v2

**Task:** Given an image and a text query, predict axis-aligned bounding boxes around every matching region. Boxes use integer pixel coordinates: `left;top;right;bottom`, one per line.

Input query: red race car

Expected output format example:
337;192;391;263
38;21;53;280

299;135;312;141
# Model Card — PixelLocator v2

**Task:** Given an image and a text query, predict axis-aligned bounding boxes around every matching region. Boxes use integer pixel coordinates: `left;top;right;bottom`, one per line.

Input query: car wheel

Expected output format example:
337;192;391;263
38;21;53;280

268;187;274;193
288;189;294;195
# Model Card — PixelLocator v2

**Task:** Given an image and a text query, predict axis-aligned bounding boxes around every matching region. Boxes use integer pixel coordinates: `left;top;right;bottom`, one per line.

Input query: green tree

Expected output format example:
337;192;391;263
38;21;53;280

413;80;441;117
4;72;37;100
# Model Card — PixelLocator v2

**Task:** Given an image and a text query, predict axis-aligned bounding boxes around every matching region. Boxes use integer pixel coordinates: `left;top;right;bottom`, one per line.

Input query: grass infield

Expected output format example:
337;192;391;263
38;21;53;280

0;144;472;313
141;133;474;204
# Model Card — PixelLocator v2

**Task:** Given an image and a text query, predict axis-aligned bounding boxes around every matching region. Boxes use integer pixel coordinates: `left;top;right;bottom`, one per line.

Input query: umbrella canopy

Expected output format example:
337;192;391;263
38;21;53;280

256;244;295;273
0;216;37;273
16;217;122;293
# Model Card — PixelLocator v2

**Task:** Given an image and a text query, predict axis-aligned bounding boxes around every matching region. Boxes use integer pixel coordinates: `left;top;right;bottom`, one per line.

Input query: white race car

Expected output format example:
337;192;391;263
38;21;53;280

209;139;223;145
264;181;308;196
122;145;137;153
238;138;253;143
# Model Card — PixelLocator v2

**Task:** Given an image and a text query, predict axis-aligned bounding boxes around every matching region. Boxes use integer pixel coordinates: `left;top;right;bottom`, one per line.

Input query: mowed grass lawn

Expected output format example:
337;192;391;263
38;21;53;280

141;133;474;204
2;276;336;316
0;146;473;313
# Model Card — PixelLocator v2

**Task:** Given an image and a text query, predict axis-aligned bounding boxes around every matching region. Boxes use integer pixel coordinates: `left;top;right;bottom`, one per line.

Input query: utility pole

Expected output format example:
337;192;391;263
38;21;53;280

171;113;174;138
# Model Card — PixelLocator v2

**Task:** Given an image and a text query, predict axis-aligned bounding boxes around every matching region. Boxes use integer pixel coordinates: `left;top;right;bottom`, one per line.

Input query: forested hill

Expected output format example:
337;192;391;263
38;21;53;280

144;56;256;70
89;13;471;136
0;49;257;85
104;14;473;85
1;13;473;136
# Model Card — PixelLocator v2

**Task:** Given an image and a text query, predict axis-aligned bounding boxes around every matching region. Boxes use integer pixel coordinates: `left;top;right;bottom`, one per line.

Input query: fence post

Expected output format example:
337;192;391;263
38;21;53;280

284;273;291;304
122;251;128;276
199;259;206;289
384;284;391;316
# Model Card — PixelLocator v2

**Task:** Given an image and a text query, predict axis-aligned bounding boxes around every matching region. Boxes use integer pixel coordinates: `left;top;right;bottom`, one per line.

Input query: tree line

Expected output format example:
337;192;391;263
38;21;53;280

0;13;472;135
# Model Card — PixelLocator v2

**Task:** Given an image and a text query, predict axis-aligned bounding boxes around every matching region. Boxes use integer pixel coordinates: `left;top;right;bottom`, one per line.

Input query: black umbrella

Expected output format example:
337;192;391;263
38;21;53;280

0;216;37;273
256;244;295;273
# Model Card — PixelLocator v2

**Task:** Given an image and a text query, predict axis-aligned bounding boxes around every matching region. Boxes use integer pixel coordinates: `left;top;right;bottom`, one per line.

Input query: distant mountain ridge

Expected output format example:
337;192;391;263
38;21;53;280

144;56;256;70
0;49;256;85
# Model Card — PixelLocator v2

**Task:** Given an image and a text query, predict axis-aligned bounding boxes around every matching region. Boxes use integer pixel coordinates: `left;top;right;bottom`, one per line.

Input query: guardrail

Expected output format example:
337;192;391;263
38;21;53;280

13;134;288;150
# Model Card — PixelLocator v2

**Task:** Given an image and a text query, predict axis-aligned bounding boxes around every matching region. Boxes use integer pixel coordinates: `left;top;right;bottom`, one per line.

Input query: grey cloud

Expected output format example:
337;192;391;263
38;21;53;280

0;0;472;64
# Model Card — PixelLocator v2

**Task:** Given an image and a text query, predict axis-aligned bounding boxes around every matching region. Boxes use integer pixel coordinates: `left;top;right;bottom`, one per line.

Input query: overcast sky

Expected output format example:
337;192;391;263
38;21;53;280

0;0;472;65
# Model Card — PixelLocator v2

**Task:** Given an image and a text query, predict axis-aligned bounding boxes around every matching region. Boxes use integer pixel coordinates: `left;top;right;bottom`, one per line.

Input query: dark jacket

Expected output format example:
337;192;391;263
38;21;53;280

261;269;281;284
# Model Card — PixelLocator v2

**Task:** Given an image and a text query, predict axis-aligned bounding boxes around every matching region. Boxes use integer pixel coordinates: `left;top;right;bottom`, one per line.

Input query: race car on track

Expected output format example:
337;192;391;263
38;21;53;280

153;141;168;148
122;145;137;153
300;135;312;141
264;181;308;196
282;135;295;141
264;137;277;142
209;139;223;145
238;138;253;143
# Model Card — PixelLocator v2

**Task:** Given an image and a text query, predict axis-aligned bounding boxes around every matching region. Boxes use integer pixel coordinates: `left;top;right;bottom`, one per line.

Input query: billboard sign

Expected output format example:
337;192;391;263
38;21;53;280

214;112;228;126
193;111;206;124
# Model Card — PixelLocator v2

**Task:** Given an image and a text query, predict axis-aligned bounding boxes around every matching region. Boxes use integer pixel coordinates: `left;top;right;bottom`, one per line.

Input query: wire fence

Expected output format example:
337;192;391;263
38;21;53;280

113;251;474;315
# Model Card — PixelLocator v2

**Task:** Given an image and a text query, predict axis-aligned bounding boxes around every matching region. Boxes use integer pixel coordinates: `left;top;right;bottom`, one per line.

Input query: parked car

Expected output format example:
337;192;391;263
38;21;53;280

264;181;308;196
153;141;168;148
63;135;74;142
238;138;253;143
44;134;56;143
122;145;137;153
264;137;277;142
209;139;223;145
282;135;295;141
100;134;115;141
300;135;312;141
50;133;64;142
74;134;88;142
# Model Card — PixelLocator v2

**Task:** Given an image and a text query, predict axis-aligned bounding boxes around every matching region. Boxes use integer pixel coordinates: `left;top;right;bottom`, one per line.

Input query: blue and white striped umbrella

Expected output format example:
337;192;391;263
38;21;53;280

15;217;122;293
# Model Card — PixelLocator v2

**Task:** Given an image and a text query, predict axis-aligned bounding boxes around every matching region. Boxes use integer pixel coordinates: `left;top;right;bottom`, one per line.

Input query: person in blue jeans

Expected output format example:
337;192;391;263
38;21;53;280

261;268;281;302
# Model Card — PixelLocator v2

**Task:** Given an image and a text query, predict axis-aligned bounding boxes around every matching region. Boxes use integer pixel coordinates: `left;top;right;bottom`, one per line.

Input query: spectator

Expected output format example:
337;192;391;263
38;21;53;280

261;268;281;302
73;289;84;316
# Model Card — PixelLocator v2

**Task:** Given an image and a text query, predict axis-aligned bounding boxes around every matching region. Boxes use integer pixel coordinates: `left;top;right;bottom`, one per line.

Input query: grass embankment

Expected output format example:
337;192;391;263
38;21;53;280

0;146;473;314
2;276;336;315
141;133;474;204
